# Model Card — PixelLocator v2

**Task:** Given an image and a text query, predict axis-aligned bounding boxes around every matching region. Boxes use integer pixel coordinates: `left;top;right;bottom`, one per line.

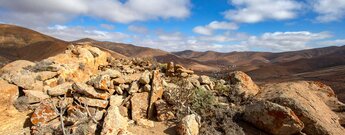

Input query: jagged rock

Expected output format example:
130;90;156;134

185;80;195;90
89;74;111;90
244;100;304;135
31;118;62;135
165;62;174;76
304;81;345;111
120;84;130;91
136;119;154;128
113;77;126;84
72;82;109;100
110;95;124;107
143;84;151;92
128;81;140;94
44;77;59;87
36;71;58;81
257;81;345;135
113;86;123;95
229;71;259;98
177;68;194;74
101;106;128;135
100;69;122;78
124;73;141;83
139;70;150;84
47;83;72;96
67;104;87;122
177;114;200;135
148;70;164;119
119;106;129;118
155;99;174;121
199;75;211;85
31;100;58;125
180;72;189;78
131;92;149;120
0;79;19;111
75;96;109;108
23;90;50;104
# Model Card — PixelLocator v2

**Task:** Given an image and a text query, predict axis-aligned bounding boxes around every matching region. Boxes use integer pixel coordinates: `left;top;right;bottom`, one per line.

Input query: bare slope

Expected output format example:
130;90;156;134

0;24;68;65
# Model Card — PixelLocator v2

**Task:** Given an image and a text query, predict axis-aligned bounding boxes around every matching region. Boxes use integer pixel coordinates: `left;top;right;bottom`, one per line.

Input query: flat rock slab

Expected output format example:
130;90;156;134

72;82;109;100
31;100;58;126
131;92;149;120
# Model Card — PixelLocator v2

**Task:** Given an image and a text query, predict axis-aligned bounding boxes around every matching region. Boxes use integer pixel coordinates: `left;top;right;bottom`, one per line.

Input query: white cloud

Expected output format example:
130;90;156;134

225;0;301;23
193;21;238;35
243;31;332;51
311;0;345;22
318;39;345;46
193;26;213;35
36;25;129;42
0;0;191;26
128;25;148;34
36;25;339;53
100;24;115;30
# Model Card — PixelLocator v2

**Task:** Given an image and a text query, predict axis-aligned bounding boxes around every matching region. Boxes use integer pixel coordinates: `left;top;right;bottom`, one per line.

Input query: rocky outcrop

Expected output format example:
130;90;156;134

229;71;260;98
244;100;304;135
257;81;345;135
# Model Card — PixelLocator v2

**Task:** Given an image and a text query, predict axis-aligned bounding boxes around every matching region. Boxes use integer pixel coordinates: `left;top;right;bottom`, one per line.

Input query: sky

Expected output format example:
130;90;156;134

0;0;345;52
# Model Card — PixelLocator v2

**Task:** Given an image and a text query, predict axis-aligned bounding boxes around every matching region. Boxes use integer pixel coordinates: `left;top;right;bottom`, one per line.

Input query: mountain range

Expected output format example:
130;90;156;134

1;24;344;102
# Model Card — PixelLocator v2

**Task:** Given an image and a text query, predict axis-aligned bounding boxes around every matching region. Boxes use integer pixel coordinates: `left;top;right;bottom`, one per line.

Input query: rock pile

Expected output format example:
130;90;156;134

0;45;169;134
0;44;344;135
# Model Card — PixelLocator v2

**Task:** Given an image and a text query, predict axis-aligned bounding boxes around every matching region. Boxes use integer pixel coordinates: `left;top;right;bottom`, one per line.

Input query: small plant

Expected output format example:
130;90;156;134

190;87;215;114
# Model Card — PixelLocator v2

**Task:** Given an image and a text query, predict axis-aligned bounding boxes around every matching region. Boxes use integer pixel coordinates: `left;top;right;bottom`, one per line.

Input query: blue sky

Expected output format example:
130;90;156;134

1;0;345;52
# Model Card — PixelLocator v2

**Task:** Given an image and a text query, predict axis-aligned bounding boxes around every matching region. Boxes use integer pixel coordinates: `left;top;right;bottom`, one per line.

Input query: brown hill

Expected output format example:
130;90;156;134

0;24;68;66
174;46;345;102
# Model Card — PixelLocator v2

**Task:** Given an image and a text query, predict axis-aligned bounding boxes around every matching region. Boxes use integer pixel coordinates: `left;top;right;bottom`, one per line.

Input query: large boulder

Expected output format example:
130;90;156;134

244;100;304;135
177;114;200;135
229;71;259;98
257;81;345;135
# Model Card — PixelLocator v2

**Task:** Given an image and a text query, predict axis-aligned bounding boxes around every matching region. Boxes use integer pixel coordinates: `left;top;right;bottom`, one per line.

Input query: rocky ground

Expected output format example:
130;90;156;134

0;44;344;135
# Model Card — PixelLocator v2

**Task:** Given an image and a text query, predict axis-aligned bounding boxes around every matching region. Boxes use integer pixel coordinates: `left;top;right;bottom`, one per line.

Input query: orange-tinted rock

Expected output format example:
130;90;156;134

229;71;259;98
244;100;304;135
0;79;19;111
31;100;58;125
257;81;345;135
